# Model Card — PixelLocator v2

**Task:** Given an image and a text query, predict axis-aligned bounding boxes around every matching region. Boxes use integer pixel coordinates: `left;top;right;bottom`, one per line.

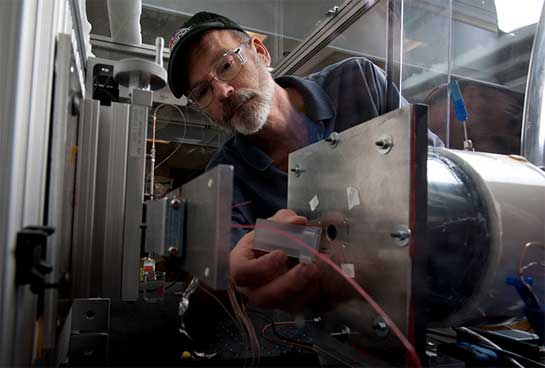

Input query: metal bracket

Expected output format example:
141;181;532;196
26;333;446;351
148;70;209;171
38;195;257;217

15;226;56;294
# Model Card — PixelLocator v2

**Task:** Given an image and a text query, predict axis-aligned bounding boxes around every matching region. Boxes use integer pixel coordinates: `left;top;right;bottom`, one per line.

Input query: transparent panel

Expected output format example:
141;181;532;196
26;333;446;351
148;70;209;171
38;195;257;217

293;0;387;76
284;0;543;154
401;0;543;153
106;0;352;67
402;0;453;145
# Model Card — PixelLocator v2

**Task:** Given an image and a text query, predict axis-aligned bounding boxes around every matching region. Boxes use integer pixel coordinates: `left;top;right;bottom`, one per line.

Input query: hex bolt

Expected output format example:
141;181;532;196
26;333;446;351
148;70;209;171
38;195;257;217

375;135;394;154
390;225;411;247
325;132;340;147
390;230;410;240
373;317;389;337
290;164;304;177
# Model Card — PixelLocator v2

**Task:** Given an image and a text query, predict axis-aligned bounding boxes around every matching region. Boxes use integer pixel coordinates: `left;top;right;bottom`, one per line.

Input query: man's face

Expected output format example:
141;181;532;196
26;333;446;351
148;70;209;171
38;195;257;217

185;30;275;135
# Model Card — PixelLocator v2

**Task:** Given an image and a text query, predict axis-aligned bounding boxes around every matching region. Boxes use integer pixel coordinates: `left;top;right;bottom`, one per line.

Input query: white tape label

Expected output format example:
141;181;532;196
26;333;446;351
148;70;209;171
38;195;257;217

341;263;355;278
309;195;320;212
346;186;361;210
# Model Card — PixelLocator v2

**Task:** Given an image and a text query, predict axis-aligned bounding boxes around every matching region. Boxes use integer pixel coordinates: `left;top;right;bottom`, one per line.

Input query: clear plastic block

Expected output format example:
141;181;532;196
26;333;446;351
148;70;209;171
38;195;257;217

253;218;322;264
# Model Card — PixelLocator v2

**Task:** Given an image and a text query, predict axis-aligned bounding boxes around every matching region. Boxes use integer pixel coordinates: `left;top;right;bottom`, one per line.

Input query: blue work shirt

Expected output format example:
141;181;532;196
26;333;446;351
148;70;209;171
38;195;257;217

207;57;443;247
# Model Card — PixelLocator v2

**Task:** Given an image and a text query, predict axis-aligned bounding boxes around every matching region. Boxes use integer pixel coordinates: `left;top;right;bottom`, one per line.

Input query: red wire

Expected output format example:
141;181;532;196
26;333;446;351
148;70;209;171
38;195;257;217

232;223;422;368
232;201;253;209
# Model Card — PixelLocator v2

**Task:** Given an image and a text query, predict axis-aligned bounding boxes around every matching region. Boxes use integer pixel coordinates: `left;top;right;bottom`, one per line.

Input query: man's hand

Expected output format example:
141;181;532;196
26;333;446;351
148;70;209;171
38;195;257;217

230;209;320;311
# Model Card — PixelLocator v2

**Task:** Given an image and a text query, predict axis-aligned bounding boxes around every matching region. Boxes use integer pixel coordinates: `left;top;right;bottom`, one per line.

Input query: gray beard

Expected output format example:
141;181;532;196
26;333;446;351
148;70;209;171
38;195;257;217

219;68;274;135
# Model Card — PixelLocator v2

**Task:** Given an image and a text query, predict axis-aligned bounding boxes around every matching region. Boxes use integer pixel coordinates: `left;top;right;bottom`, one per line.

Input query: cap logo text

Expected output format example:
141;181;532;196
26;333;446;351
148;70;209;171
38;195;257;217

168;26;192;49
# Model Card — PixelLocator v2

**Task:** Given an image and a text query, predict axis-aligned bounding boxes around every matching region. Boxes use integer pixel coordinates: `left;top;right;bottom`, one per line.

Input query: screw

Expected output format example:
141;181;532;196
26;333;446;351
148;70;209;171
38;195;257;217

204;267;210;277
330;325;352;336
207;179;213;188
170;198;182;209
290;164;303;177
325;132;340;147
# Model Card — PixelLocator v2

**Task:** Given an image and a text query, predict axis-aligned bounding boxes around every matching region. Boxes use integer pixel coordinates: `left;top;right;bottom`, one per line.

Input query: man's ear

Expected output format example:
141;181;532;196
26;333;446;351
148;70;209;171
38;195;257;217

250;37;271;66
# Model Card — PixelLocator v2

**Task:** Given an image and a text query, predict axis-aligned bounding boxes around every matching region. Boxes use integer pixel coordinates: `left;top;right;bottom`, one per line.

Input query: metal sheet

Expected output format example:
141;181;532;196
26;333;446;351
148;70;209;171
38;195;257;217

287;104;428;354
71;298;110;333
144;197;185;256
72;99;100;298
144;198;167;255
182;165;233;290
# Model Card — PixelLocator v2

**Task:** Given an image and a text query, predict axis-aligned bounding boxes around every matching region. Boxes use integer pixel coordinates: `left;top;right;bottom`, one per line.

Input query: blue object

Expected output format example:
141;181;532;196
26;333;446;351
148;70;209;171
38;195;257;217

506;276;545;344
448;80;469;122
458;342;498;362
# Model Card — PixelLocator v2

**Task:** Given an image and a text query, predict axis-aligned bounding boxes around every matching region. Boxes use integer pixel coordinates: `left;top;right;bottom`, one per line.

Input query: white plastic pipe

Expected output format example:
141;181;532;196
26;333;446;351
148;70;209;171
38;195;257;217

107;0;142;45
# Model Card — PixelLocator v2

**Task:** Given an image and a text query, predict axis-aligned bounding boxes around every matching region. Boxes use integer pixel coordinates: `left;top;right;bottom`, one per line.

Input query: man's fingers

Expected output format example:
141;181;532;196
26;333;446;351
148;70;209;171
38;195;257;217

268;209;308;226
231;250;288;287
244;263;319;308
230;230;255;260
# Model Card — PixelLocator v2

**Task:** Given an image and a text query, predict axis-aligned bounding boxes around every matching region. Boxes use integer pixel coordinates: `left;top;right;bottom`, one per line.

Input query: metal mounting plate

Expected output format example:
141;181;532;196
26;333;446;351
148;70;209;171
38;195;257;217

287;104;428;355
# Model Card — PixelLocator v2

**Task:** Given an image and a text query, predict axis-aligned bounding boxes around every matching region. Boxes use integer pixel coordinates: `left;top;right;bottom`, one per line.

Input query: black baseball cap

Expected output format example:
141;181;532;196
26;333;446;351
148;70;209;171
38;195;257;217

167;11;247;98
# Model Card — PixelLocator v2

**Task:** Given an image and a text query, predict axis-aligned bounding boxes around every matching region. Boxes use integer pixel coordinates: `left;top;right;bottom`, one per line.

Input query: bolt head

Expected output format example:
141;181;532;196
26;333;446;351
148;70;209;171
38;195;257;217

291;164;303;177
325;132;340;147
372;317;390;337
375;135;394;154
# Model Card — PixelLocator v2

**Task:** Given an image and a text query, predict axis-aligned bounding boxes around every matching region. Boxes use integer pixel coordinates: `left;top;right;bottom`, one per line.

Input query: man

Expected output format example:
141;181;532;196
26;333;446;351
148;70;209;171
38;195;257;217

167;12;442;311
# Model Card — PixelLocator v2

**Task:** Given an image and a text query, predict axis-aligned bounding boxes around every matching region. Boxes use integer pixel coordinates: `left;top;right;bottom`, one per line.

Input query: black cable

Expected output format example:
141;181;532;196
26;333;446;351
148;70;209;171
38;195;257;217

255;315;355;368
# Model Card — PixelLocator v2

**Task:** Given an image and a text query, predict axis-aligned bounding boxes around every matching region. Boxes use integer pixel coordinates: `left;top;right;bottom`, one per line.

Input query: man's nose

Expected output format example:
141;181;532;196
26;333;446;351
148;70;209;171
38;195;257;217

211;78;234;101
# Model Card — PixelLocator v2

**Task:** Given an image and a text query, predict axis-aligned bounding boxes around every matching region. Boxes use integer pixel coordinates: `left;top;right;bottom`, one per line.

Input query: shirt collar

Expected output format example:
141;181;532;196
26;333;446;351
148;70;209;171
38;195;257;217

230;75;336;171
275;75;335;122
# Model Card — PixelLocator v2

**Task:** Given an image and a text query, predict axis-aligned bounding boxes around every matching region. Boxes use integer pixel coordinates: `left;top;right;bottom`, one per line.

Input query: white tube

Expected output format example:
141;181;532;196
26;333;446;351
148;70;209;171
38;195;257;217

107;0;142;45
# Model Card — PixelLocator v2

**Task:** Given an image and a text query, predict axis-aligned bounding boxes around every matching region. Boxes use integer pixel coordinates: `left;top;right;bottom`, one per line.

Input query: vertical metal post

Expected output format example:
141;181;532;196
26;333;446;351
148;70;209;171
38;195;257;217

386;0;404;113
0;2;30;364
43;33;83;358
72;99;100;298
122;89;153;300
93;104;130;298
521;1;545;169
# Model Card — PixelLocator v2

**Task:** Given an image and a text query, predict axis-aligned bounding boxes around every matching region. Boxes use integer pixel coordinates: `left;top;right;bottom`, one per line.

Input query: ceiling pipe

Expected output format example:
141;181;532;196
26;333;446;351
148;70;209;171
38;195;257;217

107;0;142;45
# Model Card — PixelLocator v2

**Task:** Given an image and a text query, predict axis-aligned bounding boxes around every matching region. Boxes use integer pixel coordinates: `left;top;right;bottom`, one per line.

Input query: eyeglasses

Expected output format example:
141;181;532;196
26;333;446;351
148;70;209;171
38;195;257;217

187;42;249;110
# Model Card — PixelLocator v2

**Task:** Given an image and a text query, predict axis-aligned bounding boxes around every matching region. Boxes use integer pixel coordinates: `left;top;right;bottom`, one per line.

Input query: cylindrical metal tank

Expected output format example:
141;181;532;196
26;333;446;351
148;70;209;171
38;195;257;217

427;148;545;326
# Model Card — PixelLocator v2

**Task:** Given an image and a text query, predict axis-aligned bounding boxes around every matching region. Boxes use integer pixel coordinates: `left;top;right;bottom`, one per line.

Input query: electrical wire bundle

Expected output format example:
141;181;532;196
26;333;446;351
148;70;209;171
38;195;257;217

231;222;423;367
227;280;261;367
